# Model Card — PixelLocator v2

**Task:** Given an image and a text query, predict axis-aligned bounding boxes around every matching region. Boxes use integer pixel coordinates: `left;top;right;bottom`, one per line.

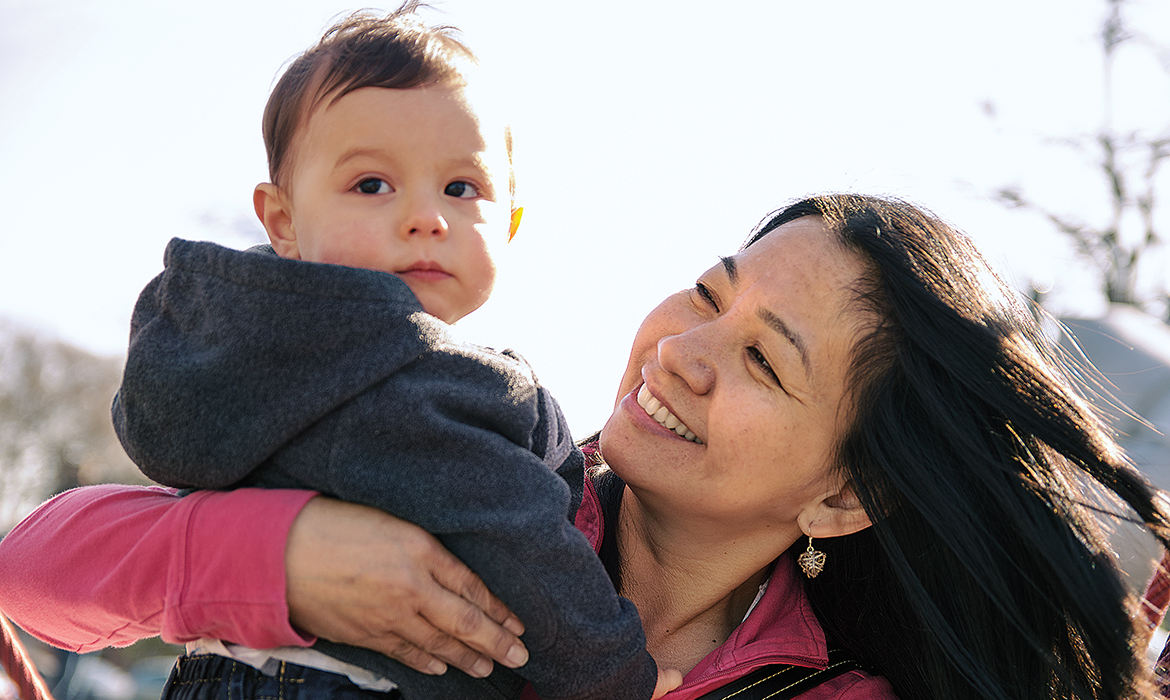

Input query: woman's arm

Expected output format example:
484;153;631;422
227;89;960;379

0;485;314;652
0;486;527;677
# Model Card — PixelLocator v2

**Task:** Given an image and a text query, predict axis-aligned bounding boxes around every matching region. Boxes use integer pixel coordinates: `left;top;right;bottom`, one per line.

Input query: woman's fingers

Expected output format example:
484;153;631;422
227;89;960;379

434;553;526;634
424;543;528;660
652;668;684;699
352;633;451;676
284;497;528;678
358;609;528;678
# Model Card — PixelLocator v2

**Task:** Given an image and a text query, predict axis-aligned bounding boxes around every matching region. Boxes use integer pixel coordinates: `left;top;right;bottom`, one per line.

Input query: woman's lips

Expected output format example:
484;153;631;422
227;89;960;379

636;384;702;444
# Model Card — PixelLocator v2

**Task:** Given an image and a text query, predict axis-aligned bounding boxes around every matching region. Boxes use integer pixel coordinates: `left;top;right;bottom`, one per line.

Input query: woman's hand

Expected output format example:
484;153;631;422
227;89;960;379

653;667;684;699
285;496;529;678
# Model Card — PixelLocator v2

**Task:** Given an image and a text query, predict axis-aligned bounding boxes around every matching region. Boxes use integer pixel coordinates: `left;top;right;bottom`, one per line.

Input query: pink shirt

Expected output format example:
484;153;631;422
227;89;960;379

0;483;894;699
0;485;315;652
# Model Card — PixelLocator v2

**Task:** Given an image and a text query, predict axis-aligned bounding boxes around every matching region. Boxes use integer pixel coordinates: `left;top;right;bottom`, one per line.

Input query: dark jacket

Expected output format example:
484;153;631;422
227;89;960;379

113;239;656;700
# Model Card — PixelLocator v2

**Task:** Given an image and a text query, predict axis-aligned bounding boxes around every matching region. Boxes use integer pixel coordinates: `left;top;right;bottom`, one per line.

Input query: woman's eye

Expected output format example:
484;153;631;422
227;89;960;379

695;282;718;310
356;178;391;195
748;347;781;385
445;181;480;199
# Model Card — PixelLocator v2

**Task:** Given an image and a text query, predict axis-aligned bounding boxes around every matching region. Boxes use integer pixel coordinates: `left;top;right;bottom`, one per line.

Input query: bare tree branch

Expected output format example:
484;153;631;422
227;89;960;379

993;0;1167;313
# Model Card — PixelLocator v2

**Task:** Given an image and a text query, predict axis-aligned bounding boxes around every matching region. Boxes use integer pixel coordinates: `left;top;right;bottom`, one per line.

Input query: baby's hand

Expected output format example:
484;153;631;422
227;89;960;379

651;667;683;699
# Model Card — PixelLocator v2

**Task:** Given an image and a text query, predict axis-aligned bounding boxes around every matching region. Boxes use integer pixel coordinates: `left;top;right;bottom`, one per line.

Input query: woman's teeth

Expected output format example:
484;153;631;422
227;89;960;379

637;385;702;444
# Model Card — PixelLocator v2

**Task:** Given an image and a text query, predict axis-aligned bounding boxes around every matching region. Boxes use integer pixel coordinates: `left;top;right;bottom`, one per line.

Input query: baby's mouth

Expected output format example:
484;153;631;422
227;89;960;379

397;262;451;280
637;385;702;444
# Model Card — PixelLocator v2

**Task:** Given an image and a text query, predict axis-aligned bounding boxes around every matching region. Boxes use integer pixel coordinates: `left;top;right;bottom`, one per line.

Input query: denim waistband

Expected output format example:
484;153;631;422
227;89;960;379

161;654;401;700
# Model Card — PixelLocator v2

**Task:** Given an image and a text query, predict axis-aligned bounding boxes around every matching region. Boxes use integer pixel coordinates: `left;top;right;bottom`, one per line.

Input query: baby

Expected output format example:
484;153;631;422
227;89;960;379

112;7;678;700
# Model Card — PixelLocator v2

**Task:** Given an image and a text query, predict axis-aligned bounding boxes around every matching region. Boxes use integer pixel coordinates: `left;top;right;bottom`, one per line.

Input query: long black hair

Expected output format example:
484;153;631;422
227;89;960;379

752;194;1170;699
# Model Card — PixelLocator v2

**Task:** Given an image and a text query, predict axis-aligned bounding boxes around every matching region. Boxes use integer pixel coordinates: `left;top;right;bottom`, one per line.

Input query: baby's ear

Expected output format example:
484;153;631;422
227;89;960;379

797;479;872;540
254;183;299;259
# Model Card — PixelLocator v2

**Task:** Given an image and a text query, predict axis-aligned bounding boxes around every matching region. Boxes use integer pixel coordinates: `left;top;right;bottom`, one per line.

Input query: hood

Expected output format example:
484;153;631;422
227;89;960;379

113;238;450;488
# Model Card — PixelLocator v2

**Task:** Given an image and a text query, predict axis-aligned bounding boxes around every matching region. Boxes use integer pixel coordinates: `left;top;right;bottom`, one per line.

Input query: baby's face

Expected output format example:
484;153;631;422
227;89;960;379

270;84;506;323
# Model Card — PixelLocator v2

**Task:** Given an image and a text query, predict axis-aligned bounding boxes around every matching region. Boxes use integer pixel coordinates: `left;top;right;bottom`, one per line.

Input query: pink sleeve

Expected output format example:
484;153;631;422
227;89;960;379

0;484;318;653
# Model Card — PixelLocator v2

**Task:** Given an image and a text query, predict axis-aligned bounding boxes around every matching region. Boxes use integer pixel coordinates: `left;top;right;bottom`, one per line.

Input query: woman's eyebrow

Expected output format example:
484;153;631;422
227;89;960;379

720;256;738;284
759;308;811;377
721;254;812;377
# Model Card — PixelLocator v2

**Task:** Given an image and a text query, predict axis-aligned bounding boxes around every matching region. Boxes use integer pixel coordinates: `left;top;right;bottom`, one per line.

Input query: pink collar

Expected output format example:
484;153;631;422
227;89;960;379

576;479;830;694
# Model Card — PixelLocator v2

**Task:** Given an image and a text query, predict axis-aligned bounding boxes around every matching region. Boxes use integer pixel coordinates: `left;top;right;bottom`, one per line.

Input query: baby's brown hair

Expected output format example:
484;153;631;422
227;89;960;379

262;2;474;187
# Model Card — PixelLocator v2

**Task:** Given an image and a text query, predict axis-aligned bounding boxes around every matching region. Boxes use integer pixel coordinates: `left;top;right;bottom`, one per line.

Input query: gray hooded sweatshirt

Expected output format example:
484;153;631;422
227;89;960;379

112;239;655;700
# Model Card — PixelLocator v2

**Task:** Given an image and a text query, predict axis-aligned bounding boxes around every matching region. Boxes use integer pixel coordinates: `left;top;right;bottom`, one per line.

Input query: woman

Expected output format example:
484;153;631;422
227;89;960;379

2;194;1166;699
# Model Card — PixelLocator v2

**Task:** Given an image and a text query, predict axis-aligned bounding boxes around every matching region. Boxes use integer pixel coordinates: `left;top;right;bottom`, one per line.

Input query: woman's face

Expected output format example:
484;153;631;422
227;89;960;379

601;216;872;530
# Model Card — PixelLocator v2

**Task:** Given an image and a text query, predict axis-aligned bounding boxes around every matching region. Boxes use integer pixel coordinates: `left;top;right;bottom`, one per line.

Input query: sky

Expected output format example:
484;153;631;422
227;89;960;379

1;0;1168;432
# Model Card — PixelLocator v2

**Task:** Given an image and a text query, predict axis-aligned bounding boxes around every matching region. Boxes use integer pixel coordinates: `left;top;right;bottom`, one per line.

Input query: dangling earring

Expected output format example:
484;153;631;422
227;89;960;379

797;536;826;578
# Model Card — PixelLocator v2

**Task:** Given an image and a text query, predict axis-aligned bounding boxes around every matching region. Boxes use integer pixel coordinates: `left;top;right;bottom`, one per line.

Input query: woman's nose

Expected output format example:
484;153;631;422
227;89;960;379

657;328;716;396
399;195;449;238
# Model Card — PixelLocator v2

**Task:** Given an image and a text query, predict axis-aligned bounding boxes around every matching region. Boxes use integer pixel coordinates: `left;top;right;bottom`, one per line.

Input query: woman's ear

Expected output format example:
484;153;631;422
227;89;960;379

254;183;300;259
797;479;873;539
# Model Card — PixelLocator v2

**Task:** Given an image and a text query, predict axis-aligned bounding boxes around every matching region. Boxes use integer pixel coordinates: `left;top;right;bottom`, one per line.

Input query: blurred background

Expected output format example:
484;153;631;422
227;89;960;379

2;0;1169;696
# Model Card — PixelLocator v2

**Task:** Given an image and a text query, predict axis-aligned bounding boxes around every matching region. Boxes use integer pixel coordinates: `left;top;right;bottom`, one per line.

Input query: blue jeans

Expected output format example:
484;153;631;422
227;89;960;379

161;655;401;700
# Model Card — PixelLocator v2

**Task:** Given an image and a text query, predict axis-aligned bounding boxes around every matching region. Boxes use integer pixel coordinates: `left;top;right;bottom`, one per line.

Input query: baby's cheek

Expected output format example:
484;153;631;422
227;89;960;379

468;259;496;309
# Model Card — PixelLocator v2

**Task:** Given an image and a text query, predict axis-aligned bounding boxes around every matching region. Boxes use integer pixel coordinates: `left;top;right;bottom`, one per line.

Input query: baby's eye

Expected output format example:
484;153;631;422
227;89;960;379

444;181;480;199
355;178;391;195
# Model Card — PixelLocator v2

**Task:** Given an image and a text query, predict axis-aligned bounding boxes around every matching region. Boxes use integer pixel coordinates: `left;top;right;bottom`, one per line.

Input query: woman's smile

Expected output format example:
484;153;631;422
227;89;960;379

636;384;702;443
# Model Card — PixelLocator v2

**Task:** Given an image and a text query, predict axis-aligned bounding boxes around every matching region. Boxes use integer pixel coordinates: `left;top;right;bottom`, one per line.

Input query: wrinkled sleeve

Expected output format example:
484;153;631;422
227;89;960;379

0;484;317;653
292;350;658;700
